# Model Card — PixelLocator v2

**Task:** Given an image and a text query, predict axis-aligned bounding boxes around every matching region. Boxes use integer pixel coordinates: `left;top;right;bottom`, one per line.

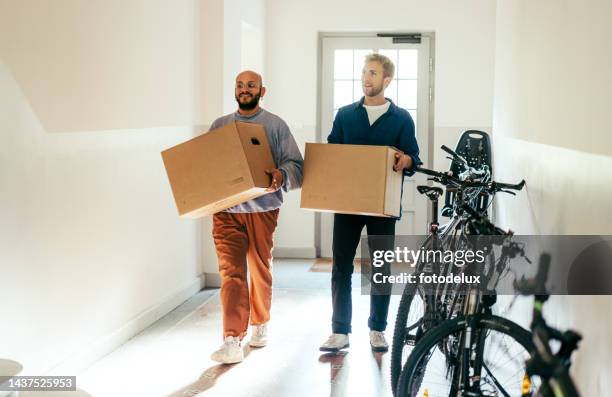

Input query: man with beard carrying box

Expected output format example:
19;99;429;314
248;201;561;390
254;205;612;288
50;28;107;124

208;70;303;364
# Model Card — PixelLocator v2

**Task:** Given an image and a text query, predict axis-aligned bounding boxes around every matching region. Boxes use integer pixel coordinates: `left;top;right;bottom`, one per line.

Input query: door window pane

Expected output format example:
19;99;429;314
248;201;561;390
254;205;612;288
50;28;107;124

385;79;398;104
353;80;363;101
398;49;418;79
334;80;353;108
334;50;353;79
353;49;373;79
398;79;417;109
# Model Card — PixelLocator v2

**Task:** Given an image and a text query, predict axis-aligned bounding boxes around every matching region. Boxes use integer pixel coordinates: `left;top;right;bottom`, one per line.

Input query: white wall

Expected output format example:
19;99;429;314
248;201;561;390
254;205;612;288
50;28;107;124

200;0;268;283
265;0;498;253
493;0;612;394
222;0;266;114
0;0;215;375
200;0;224;124
0;0;201;133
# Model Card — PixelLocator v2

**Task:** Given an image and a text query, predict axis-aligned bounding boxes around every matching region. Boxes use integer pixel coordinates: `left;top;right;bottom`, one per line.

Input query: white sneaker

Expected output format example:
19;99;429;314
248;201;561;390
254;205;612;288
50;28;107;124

249;323;268;347
369;330;389;352
319;333;350;352
210;336;243;364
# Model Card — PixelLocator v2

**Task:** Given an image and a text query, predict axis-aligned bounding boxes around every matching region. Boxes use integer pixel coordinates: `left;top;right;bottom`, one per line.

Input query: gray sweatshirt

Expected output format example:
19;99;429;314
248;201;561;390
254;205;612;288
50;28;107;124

209;108;304;213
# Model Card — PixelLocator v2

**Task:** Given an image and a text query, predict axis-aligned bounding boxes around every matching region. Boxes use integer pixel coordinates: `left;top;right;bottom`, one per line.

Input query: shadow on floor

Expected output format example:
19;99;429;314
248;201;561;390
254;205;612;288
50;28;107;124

167;345;256;397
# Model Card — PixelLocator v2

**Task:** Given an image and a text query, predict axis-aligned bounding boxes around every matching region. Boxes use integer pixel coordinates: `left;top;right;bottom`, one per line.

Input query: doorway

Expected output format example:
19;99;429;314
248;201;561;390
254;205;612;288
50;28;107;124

317;33;434;257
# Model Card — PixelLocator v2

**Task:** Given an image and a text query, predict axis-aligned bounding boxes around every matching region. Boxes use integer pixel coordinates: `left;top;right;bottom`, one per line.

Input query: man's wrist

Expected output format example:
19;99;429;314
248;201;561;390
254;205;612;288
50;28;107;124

279;168;287;187
404;154;413;170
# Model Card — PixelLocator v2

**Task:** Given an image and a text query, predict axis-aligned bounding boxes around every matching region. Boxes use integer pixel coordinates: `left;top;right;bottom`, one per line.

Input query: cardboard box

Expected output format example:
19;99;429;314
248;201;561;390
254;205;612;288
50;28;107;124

161;121;275;218
300;143;403;217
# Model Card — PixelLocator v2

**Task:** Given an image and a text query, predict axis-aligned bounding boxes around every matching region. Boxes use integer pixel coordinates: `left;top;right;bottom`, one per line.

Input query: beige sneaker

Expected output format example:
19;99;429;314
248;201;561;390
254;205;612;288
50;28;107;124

369;330;389;352
319;333;350;352
210;336;243;364
249;323;268;347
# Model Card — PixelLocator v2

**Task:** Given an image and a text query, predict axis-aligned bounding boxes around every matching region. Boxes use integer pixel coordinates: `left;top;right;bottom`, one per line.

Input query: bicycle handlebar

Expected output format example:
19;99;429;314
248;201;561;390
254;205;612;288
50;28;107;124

415;166;526;194
441;144;468;167
492;179;526;191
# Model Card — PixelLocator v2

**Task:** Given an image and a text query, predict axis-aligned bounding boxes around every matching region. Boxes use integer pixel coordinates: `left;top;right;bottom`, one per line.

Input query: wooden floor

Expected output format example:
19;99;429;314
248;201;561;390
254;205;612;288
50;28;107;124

77;259;402;397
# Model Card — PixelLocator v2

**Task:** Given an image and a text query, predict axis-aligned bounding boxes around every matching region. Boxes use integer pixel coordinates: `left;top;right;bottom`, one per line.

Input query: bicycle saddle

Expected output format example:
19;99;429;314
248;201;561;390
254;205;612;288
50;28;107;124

417;185;443;197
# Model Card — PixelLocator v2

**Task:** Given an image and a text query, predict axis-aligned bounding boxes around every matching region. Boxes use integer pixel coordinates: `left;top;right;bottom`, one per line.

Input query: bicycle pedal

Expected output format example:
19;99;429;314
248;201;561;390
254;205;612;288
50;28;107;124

405;334;417;346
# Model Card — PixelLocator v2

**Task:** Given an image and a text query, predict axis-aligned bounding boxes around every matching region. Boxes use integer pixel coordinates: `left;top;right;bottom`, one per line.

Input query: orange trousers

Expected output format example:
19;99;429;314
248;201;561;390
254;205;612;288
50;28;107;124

212;209;279;339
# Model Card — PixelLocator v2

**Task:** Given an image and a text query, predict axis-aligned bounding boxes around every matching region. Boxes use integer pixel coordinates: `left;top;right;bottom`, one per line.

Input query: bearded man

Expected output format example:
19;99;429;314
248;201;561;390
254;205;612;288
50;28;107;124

209;70;303;364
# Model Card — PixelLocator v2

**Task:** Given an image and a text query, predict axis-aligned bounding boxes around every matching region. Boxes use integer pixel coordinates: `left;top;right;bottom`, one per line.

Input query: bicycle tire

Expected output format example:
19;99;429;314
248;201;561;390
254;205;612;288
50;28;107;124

390;281;422;394
397;314;535;397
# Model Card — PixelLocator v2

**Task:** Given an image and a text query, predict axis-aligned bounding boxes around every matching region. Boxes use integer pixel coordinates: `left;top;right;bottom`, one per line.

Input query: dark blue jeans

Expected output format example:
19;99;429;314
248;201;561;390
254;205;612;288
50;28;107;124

331;213;396;334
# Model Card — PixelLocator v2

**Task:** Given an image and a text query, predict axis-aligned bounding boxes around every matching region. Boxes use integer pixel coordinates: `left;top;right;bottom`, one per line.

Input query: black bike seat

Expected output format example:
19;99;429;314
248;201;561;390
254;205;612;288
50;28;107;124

417;185;443;196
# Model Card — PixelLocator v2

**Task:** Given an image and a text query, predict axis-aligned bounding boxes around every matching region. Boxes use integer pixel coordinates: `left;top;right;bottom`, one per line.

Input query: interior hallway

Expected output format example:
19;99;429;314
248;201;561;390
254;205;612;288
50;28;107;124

77;259;400;397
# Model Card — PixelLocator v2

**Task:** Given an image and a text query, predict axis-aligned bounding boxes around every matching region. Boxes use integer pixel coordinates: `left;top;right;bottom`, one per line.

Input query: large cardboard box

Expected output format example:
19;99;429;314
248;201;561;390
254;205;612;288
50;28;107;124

300;143;403;217
161;121;275;218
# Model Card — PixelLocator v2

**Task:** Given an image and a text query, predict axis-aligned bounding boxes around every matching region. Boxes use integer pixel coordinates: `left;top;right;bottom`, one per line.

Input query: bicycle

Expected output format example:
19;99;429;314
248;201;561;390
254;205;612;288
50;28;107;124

396;210;539;396
390;145;526;393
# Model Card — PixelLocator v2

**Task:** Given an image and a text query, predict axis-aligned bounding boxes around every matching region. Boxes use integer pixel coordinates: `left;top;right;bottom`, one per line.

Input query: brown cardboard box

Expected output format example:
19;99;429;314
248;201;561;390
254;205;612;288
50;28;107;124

161;121;275;218
300;143;403;217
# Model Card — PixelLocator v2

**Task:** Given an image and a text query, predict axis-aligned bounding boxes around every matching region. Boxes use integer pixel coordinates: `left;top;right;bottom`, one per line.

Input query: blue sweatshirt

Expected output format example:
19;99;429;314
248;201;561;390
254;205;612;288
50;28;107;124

327;97;421;176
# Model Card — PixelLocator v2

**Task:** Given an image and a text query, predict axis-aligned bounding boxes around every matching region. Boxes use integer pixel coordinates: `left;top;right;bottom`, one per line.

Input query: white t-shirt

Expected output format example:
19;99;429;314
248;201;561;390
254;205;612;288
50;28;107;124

363;101;390;126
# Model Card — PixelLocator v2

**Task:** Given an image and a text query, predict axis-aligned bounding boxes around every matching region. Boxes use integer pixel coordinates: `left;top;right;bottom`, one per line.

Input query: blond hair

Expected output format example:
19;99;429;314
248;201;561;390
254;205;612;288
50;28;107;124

365;53;395;79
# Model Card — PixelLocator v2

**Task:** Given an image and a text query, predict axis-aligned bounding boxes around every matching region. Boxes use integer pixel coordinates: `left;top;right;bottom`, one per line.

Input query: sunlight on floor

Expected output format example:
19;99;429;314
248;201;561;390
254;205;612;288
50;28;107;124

76;260;401;397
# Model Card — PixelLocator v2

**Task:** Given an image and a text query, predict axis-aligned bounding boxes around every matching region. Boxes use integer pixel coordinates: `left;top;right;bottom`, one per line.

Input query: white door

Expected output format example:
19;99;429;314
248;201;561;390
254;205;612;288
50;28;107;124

318;35;432;258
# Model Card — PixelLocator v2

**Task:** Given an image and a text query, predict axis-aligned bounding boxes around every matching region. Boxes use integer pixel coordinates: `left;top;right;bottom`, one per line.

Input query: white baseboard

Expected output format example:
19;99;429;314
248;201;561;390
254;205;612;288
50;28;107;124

204;272;221;288
273;246;317;259
47;274;206;376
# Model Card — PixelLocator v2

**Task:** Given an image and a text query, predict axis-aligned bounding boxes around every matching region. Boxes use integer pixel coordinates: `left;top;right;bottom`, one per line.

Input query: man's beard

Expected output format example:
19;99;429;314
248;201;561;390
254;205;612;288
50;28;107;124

235;91;262;110
364;83;384;97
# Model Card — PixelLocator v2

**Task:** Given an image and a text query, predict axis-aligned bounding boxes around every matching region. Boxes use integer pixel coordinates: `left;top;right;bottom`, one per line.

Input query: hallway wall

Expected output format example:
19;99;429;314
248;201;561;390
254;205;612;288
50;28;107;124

0;0;215;374
492;1;612;394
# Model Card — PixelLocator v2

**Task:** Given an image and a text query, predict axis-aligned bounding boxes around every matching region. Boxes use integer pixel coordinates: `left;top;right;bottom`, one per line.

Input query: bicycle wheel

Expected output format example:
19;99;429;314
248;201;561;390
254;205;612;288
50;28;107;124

391;229;465;394
397;315;537;397
390;281;426;394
